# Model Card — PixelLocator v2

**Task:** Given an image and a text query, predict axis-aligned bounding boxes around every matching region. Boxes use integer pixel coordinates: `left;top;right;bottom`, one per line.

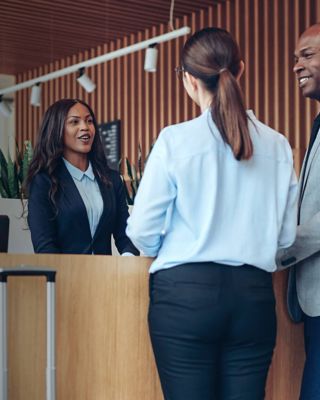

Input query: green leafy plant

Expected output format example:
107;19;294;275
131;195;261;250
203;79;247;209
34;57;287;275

122;143;153;205
0;140;33;199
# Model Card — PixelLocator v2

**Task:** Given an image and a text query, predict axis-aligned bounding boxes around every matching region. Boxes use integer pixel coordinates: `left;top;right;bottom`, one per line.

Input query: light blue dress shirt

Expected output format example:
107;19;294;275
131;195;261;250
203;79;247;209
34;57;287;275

63;159;103;238
126;109;298;273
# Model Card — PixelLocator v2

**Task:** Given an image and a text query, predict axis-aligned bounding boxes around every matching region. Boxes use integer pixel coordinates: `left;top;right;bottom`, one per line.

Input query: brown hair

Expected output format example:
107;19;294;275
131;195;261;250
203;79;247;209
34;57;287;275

181;27;253;160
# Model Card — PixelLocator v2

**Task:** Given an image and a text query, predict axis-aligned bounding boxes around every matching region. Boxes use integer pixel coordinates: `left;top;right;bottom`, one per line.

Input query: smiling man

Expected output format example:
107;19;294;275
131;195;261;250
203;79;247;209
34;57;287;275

278;24;320;399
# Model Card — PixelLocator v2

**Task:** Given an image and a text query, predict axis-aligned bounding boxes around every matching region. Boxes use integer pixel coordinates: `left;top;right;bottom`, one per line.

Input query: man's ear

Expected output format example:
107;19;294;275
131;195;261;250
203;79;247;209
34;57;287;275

185;72;199;91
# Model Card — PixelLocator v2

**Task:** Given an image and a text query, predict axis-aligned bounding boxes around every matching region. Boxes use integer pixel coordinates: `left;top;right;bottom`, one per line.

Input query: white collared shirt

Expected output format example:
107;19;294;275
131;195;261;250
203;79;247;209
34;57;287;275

126;109;298;273
63;159;103;238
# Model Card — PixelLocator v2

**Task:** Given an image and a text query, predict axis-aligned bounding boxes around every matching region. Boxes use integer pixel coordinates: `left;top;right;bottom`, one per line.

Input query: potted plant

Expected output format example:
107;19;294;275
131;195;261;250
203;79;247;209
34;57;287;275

0;140;33;198
0;140;34;253
122;143;154;206
110;144;153;256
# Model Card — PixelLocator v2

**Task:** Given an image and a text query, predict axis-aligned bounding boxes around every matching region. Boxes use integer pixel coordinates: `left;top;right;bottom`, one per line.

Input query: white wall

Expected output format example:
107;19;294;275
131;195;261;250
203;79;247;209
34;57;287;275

0;74;15;160
0;199;33;253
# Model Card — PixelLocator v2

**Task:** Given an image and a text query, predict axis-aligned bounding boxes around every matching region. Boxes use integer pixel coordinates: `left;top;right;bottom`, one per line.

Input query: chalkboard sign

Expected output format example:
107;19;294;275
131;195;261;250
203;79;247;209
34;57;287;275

98;120;121;171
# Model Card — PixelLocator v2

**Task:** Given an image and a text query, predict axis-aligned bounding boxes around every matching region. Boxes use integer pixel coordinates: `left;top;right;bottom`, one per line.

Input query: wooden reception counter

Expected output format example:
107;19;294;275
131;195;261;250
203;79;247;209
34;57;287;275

1;254;304;400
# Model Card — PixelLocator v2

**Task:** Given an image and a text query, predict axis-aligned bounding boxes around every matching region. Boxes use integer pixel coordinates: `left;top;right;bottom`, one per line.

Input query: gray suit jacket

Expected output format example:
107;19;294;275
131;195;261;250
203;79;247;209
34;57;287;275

278;126;320;321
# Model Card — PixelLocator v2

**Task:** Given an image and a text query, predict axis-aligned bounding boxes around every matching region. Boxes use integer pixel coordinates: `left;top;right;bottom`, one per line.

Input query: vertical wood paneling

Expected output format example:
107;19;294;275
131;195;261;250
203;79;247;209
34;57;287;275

16;0;319;174
136;31;143;157
96;46;102;122
295;0;305;168
303;1;311;146
22;72;27;144
91;48;97;113
122;37;128;162
151;25;158;146
16;74;22;143
182;15;190;123
225;0;231;31
166;30;173;127
109;41;115;120
71;55;77;101
158;24;166;131
174;17;182;126
262;0;270;125
191;13;198;119
101;43;109;125
243;0;251;111
27;70;32;142
65;56;71;99
252;0;259;118
42;64;48;121
54;60;59;105
143;28;151;156
130;33;137;164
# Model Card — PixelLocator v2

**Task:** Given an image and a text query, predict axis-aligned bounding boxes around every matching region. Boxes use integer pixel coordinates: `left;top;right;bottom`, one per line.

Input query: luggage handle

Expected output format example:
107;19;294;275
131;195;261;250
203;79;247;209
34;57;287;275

0;266;57;400
0;267;56;282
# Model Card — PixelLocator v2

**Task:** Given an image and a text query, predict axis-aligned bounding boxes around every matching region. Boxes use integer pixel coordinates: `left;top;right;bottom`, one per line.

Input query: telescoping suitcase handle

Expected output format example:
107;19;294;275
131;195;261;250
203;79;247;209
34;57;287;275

0;267;57;400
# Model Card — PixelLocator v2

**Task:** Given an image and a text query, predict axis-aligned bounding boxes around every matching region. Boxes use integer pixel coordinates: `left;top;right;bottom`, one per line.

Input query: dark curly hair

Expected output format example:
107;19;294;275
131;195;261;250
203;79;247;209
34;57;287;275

24;98;110;207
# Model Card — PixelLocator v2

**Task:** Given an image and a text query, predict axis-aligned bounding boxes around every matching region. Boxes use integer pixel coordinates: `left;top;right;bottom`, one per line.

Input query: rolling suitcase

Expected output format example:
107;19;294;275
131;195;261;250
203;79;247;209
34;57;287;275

0;267;57;400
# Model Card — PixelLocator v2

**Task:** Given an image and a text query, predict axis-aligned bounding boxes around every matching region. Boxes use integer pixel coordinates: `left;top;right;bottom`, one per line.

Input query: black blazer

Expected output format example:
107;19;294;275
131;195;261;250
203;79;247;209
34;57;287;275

28;162;139;255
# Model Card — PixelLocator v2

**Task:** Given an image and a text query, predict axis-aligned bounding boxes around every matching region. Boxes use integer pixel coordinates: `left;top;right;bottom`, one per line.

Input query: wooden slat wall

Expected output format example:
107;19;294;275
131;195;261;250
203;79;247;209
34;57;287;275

16;0;320;172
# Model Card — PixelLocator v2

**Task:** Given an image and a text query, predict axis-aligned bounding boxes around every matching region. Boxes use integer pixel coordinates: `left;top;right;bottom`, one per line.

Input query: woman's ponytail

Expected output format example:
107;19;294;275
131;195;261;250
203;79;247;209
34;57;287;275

212;68;252;160
181;27;253;161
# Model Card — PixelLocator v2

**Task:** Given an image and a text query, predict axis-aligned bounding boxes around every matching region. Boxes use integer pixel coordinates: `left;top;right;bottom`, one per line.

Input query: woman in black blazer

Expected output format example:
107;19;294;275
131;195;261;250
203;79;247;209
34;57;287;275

25;98;138;256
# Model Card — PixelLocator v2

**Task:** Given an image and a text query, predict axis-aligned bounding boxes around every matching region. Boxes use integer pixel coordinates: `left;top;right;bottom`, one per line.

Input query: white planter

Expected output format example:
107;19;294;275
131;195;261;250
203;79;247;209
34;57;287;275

0;198;33;253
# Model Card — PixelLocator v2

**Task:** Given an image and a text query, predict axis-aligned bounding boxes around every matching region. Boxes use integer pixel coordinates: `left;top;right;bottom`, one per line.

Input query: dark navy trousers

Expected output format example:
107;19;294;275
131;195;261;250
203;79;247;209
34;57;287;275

300;314;320;400
148;262;277;400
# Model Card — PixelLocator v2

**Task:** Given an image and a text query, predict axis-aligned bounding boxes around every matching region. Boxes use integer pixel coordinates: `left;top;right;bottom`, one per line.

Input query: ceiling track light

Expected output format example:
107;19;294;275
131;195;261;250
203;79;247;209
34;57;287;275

0;27;191;97
0;95;13;117
77;68;96;93
30;83;41;107
144;43;158;73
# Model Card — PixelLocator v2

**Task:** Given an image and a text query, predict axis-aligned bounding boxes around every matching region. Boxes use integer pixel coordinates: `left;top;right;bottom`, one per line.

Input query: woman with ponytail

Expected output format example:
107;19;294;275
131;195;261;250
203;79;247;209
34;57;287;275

127;28;297;399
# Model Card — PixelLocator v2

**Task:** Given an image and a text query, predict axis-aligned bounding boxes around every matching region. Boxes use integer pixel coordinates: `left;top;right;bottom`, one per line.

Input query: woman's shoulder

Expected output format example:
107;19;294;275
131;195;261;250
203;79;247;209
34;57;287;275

163;111;207;136
248;111;292;162
156;111;211;158
248;110;286;141
30;159;66;181
28;171;52;199
30;170;51;185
